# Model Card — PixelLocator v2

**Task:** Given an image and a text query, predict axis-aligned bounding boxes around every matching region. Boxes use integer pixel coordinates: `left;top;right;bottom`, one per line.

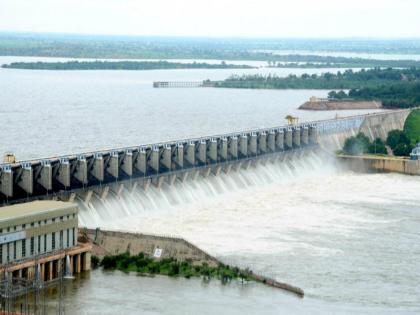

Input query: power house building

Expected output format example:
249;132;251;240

0;201;91;281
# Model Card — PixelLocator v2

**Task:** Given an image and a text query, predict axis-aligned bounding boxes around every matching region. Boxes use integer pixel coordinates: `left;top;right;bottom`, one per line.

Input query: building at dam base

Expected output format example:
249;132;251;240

0;201;91;283
0;109;412;206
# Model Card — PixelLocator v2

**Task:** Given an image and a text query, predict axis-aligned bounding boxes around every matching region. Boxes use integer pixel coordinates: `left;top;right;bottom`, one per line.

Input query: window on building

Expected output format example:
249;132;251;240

60;230;63;248
52;218;55;223
6;243;10;262
44;220;47;224
7;227;10;232
38;235;41;254
14;226;16;231
22;224;25;229
52;233;55;250
67;229;69;247
44;235;47;252
0;229;2;233
22;239;26;258
60;216;63;222
72;228;75;246
30;237;34;255
13;241;16;260
38;221;41;226
0;245;2;264
31;222;34;227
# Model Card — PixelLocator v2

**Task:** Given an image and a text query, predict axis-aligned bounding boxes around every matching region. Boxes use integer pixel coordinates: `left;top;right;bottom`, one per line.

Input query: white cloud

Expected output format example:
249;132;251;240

0;0;419;37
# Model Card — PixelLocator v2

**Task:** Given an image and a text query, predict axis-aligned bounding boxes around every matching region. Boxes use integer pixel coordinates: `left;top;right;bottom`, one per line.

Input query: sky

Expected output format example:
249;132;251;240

0;0;419;38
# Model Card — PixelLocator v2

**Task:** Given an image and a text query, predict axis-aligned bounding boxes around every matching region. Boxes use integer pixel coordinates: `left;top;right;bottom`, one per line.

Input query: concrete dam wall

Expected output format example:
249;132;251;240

0;109;412;206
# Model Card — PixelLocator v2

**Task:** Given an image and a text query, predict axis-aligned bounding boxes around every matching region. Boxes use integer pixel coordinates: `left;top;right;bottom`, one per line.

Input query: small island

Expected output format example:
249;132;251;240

1;60;254;70
299;96;382;110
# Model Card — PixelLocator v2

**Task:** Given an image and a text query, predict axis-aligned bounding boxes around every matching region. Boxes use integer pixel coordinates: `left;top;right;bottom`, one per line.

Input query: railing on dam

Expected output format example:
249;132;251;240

0;110;409;204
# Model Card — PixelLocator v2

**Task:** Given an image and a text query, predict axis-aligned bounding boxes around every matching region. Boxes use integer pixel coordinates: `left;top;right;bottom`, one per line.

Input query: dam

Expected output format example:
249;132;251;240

0;109;411;206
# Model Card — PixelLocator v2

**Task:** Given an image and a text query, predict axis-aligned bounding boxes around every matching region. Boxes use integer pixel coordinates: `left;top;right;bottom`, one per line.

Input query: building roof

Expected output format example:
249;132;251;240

0;201;78;223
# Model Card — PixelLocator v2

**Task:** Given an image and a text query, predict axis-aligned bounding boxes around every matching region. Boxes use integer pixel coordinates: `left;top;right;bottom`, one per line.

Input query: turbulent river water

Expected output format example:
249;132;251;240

0;56;419;314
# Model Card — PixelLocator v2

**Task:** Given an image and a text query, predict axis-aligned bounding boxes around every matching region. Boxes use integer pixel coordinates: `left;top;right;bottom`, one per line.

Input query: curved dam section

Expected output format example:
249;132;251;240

0;109;411;206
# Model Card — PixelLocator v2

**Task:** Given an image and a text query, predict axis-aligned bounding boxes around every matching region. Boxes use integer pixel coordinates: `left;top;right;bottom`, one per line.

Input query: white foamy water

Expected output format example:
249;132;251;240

78;151;420;314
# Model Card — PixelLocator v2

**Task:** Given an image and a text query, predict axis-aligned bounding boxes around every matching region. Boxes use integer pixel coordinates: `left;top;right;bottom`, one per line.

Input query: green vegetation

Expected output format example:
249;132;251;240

267;55;420;69
215;68;420;108
98;252;250;284
343;133;387;155
403;109;420;144
1;34;420;60
386;130;415;156
342;129;416;157
215;68;420;90
1;60;253;70
329;83;420;108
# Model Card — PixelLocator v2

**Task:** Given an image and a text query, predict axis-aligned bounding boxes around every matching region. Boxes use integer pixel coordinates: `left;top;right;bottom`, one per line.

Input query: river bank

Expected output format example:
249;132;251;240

337;154;420;176
85;229;304;297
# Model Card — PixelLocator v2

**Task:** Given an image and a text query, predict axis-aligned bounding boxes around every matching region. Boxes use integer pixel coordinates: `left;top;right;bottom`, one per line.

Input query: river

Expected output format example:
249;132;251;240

0;56;419;314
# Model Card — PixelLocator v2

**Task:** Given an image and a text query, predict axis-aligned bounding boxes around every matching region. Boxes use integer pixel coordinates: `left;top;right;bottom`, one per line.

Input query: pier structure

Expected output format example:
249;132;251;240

153;81;212;88
0;109;411;206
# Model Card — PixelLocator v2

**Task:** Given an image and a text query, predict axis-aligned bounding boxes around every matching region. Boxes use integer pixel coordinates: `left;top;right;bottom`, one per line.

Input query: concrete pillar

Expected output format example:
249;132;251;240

219;137;228;161
185;142;195;166
167;174;177;185
268;130;276;152
82;252;91;271
18;163;33;194
0;165;13;198
301;126;309;146
201;167;211;177
107;151;119;179
293;128;301;147
76;254;81;274
38;160;52;191
57;158;70;188
92;153;104;182
239;135;248;156
150;147;160;173
121;150;133;176
277;130;285;150
224;164;232;174
208;139;217;162
161;145;172;170
48;261;53;280
74;156;88;184
197;140;206;164
136;148;147;175
41;263;45;281
175;144;184;168
249;133;257;155
309;126;318;145
212;165;222;176
229;136;238;158
285;129;293;149
258;132;267;153
152;176;164;188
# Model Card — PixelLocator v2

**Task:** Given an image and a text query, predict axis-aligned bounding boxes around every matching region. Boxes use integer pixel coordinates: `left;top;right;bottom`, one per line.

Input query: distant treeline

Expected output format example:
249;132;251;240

214;68;420;108
331;83;420;108
1;60;253;70
267;55;420;68
215;68;420;90
1;35;420;61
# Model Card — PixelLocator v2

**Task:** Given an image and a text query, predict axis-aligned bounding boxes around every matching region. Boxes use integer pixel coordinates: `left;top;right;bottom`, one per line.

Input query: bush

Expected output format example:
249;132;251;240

91;256;100;268
393;143;413;156
368;138;387;154
386;130;410;150
343;132;371;155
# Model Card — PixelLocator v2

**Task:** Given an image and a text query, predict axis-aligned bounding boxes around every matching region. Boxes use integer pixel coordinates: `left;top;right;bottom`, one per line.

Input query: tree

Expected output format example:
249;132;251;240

386;130;410;150
368;138;387;154
343;132;371;155
393;143;413;156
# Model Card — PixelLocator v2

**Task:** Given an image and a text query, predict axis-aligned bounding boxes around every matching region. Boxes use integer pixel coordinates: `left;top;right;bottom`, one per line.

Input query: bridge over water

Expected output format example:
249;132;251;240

0;109;411;206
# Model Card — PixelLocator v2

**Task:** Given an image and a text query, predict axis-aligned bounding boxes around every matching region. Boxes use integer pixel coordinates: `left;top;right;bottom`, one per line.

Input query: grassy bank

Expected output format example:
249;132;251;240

95;252;250;283
404;109;420;144
1;60;253;70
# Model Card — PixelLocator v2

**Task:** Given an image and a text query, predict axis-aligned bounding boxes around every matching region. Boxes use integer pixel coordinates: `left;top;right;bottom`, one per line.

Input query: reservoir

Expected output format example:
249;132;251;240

0;56;419;314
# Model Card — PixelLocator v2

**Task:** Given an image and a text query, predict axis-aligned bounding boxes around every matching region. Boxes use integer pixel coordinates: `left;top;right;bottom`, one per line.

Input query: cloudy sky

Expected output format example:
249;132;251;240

0;0;419;38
